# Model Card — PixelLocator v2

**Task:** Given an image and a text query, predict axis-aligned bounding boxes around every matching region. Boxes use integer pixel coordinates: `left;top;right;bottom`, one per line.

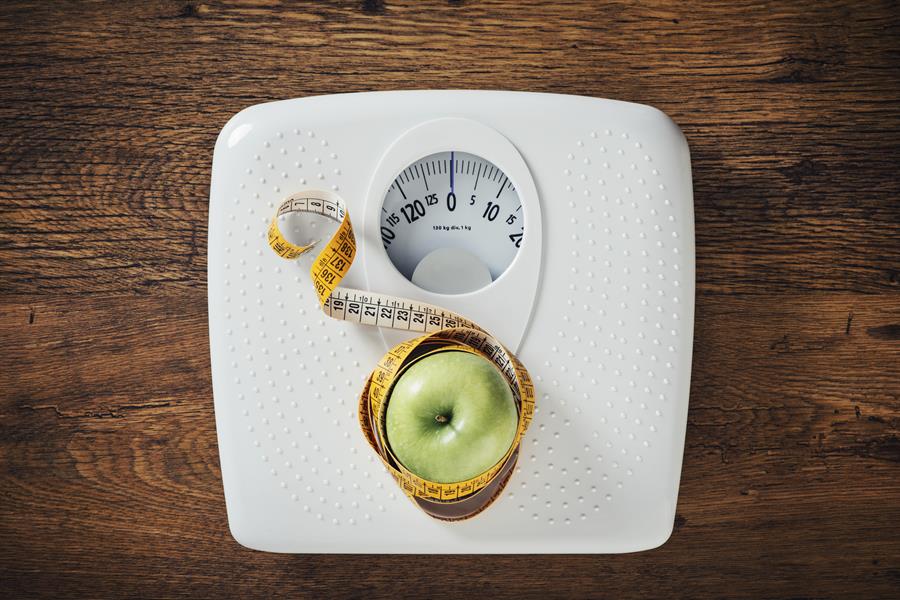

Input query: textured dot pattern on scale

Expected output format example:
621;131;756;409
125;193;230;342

514;128;681;526
224;129;396;527
224;126;682;529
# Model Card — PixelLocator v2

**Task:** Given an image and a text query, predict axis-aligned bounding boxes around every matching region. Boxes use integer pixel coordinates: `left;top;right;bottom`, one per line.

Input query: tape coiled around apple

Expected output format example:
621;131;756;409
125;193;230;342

267;190;535;520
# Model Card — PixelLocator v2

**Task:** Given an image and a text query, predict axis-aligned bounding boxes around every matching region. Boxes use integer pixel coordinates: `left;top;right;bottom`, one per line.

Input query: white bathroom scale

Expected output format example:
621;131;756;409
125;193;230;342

208;91;695;553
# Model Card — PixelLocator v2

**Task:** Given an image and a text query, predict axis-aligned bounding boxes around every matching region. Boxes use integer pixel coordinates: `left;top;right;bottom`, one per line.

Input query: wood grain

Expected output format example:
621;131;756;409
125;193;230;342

1;0;898;598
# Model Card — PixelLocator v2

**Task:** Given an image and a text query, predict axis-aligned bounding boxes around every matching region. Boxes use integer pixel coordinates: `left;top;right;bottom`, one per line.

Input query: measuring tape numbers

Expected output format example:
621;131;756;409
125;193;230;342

267;191;535;521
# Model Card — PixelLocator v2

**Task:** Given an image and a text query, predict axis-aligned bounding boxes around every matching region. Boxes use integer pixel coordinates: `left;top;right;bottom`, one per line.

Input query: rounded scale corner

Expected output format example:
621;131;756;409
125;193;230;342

640;103;691;156
641;519;676;552
570;93;691;159
213;101;286;155
605;503;679;554
226;513;272;553
215;105;254;146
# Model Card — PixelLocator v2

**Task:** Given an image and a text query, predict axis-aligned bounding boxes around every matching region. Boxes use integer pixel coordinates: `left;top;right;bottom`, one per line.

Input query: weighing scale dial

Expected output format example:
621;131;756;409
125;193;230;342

379;151;523;295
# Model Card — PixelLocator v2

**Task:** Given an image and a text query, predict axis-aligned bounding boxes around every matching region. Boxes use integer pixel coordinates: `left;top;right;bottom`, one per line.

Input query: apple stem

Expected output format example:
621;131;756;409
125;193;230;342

434;414;449;424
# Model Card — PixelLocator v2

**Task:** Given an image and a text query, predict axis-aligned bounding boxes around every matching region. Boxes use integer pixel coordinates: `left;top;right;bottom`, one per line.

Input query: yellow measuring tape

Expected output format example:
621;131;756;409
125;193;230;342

267;191;534;520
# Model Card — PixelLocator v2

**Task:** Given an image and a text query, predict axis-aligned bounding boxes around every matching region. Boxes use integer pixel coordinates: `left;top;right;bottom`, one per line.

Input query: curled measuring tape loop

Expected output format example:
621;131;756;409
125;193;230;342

268;191;534;520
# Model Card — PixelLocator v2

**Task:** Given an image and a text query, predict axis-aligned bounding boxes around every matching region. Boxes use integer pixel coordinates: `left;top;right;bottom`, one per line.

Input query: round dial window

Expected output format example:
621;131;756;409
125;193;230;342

379;151;524;295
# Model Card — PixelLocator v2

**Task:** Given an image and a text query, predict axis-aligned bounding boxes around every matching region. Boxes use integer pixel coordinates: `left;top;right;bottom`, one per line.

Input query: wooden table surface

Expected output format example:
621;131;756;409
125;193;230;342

2;1;898;597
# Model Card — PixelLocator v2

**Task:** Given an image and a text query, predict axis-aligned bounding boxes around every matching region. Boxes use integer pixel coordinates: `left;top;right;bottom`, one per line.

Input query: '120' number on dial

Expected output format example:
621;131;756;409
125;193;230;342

400;200;426;224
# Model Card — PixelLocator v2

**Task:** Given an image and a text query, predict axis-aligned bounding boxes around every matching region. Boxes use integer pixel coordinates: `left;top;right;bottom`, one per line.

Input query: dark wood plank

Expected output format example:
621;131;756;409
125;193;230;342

1;292;898;598
0;1;898;295
1;0;899;598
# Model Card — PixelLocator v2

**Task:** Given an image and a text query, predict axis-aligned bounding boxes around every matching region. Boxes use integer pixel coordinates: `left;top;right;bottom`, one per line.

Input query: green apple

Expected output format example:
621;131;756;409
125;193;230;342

385;350;518;483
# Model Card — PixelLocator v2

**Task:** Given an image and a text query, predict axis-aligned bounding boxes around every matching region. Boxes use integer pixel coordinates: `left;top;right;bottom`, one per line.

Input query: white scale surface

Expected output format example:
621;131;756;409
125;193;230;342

208;91;695;553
